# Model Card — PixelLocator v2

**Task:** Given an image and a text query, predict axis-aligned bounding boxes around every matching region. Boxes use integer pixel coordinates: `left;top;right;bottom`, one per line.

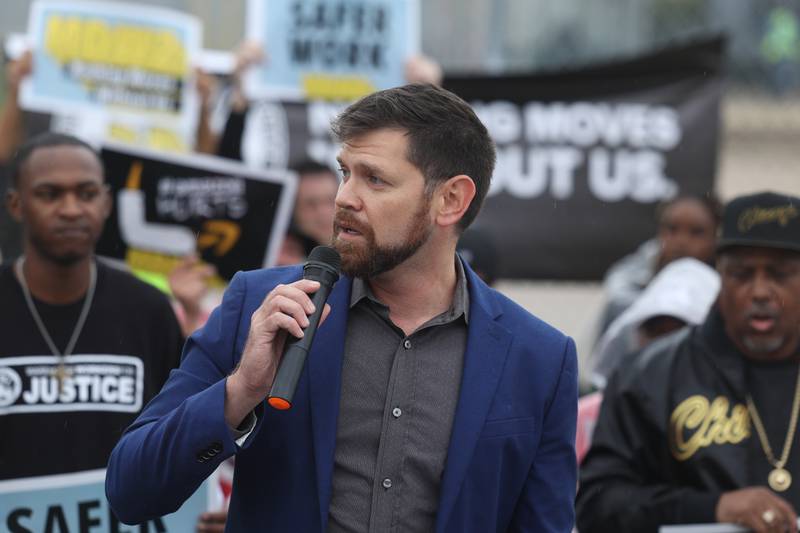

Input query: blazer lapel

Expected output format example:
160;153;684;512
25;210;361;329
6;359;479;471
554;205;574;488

308;276;352;528
436;268;513;531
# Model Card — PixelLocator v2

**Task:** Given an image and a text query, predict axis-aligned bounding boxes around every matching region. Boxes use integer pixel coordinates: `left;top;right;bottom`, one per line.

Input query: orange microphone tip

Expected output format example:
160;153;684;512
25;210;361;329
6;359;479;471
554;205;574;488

268;397;292;410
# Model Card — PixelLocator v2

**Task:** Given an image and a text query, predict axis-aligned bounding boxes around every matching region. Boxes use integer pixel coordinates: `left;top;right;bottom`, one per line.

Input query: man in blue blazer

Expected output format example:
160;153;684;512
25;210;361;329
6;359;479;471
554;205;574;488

106;84;578;532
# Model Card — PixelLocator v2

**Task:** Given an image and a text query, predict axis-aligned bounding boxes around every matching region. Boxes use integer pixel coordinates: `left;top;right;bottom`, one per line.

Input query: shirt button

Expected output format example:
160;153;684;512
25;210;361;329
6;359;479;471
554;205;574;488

403;339;411;349
382;478;392;489
392;407;402;418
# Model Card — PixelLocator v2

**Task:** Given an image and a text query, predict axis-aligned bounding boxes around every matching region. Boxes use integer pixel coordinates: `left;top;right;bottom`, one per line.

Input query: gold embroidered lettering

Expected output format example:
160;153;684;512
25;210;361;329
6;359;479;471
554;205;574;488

670;396;750;461
738;205;799;233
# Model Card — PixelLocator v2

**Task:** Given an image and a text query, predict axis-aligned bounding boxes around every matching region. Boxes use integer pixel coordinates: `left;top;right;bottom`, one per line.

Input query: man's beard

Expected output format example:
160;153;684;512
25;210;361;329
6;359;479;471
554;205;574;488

332;199;432;279
739;305;786;356
742;334;786;356
29;232;89;267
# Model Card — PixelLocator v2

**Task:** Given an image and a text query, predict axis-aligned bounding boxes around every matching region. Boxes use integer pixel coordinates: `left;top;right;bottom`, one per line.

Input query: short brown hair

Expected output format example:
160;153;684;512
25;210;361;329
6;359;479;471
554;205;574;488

331;83;495;230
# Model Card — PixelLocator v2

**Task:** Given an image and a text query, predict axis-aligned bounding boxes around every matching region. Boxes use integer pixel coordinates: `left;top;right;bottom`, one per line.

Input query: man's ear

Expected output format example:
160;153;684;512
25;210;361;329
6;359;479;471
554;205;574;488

100;184;112;220
434;175;476;228
6;189;22;223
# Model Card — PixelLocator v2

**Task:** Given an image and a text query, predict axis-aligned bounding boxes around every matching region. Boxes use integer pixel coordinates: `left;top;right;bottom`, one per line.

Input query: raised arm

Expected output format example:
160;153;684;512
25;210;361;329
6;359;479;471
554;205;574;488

0;51;32;163
106;269;330;524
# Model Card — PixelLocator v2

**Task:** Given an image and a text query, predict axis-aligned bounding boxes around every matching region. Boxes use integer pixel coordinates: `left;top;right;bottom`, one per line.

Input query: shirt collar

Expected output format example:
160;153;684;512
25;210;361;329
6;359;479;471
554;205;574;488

349;255;470;324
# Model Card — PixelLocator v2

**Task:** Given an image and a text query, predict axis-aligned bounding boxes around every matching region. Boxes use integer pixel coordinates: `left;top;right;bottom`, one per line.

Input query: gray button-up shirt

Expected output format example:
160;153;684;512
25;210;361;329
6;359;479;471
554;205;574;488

327;258;469;533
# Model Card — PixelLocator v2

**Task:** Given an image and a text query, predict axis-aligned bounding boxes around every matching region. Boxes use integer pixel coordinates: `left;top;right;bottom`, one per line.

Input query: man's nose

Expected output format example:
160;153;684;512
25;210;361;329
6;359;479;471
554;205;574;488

335;179;361;211
58;193;83;217
751;271;774;302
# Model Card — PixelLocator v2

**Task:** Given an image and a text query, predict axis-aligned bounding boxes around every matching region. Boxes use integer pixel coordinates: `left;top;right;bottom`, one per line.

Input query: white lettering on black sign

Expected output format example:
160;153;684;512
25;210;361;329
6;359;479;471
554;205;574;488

0;355;143;414
473;100;682;203
156;177;248;221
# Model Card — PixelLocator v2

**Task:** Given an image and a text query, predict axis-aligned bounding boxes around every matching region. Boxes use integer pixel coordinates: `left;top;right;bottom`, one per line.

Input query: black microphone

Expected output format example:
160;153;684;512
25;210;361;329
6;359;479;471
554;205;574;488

268;246;341;410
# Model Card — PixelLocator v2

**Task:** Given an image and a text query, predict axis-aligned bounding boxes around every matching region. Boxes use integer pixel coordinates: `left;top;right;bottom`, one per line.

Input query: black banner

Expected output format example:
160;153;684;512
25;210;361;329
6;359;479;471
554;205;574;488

232;37;724;280
96;144;296;281
443;37;725;279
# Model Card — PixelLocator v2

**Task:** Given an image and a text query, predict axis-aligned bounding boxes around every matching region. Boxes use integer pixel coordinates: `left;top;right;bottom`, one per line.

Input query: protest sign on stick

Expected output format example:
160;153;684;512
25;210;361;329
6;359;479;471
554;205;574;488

245;0;419;101
21;0;202;151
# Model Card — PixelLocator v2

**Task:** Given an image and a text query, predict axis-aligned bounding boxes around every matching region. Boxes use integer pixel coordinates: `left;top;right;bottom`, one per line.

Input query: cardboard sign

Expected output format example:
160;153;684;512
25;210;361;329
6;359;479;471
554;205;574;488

0;469;211;532
96;143;297;282
246;0;419;101
22;0;202;151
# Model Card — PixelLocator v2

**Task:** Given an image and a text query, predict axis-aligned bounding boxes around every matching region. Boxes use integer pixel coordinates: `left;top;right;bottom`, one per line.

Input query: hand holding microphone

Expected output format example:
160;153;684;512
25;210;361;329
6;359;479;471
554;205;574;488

224;247;341;427
268;247;341;409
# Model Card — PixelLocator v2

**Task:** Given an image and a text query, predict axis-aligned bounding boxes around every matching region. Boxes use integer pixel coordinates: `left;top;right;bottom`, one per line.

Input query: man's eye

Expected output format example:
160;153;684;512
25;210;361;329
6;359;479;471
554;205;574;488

79;189;100;201
689;226;707;237
368;176;384;185
35;189;59;200
337;167;350;179
769;268;797;282
771;271;788;282
728;269;750;281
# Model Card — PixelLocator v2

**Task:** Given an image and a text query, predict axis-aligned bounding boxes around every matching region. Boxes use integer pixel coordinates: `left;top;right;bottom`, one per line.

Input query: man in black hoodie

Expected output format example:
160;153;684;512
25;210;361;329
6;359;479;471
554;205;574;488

578;191;800;533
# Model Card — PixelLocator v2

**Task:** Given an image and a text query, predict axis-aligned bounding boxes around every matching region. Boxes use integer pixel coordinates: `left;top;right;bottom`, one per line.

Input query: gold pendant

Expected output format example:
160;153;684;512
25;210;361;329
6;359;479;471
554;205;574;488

52;363;72;393
768;467;792;492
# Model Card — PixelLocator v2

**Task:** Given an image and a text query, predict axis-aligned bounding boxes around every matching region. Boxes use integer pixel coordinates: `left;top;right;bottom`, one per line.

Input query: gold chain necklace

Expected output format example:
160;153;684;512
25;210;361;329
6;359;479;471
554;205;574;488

746;365;800;492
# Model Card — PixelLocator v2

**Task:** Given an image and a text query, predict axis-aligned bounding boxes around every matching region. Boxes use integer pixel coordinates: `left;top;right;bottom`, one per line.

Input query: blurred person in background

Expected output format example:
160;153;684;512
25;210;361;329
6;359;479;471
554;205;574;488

760;6;800;95
193;65;224;156
595;193;722;339
590;257;721;388
0;51;34;164
0;48;226;263
576;257;720;464
0;50;48;264
290;160;339;255
0;132;182;485
577;191;800;533
275;225;309;266
204;40;265;160
168;254;217;337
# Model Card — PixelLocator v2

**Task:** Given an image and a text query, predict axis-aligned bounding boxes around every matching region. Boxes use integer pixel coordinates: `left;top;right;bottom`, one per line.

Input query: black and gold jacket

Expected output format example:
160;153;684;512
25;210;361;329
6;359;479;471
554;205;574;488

576;308;798;533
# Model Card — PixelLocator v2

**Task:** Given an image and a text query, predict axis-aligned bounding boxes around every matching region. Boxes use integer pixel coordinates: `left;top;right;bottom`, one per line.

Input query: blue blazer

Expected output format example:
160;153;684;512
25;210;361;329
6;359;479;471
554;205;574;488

106;262;578;532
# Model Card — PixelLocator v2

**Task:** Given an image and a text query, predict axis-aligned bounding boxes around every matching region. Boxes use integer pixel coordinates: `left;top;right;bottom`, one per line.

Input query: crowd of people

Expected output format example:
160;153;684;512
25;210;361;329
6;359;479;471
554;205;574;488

580;191;800;533
1;35;800;533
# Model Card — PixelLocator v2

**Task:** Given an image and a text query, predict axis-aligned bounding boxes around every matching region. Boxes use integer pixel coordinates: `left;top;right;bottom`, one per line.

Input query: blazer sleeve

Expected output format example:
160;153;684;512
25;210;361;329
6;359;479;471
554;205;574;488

106;272;265;524
509;337;579;532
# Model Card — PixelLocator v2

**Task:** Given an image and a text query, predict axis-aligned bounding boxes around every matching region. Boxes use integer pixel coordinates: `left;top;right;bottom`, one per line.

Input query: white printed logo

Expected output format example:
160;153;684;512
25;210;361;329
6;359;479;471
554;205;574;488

0;367;22;407
0;355;143;415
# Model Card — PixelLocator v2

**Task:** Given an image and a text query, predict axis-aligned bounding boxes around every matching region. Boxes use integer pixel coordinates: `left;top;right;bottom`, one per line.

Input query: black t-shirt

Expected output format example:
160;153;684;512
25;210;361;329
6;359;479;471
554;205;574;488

747;358;800;503
0;261;184;480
